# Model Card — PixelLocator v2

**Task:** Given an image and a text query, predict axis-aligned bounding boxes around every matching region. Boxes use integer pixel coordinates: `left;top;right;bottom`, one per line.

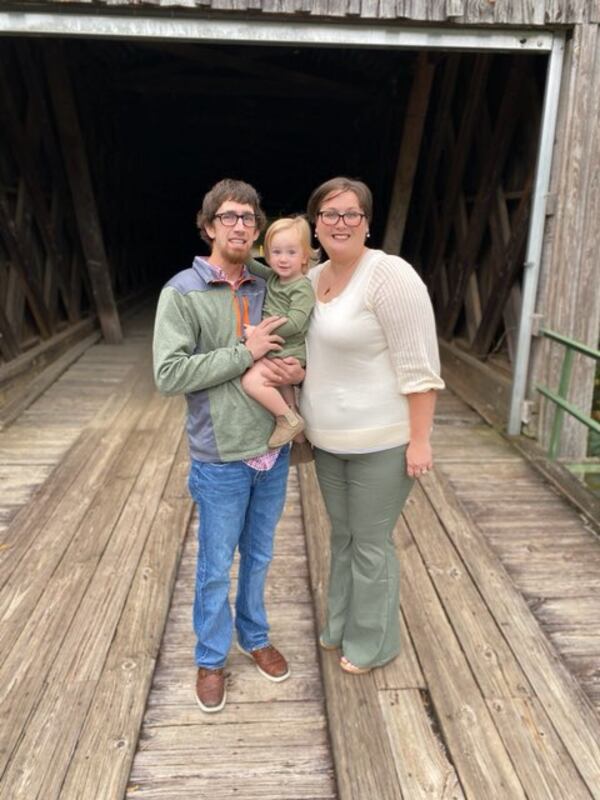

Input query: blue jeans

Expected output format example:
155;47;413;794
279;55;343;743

188;449;289;668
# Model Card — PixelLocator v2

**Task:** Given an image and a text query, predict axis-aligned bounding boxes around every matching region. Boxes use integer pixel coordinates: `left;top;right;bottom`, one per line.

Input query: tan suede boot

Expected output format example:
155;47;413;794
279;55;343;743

268;409;305;448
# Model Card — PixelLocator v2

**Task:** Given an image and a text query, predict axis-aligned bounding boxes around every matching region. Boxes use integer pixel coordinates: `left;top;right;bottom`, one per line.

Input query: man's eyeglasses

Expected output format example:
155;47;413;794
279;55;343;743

317;210;366;227
213;212;257;228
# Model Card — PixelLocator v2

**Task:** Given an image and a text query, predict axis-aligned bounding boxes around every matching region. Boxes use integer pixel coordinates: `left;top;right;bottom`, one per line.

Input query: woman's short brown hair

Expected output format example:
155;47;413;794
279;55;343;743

306;177;373;224
196;178;267;245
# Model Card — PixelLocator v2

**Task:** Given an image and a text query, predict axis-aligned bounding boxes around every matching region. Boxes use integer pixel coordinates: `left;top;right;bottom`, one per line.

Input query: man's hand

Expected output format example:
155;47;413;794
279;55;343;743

261;356;305;386
244;316;286;361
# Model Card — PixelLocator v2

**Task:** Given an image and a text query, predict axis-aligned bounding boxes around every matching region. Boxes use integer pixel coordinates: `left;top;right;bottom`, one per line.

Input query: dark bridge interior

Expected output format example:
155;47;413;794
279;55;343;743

0;36;546;378
59;39;422;283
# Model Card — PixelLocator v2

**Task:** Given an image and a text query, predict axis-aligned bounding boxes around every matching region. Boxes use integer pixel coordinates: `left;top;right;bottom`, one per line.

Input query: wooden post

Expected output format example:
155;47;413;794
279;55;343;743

382;52;435;256
43;42;122;344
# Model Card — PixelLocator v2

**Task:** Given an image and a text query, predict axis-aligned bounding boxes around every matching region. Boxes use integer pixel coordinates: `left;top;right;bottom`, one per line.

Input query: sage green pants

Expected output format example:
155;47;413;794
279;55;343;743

314;445;413;669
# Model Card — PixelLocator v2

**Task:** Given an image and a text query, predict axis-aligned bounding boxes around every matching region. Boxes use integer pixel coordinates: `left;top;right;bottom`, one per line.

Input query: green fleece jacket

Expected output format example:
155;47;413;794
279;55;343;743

153;256;275;462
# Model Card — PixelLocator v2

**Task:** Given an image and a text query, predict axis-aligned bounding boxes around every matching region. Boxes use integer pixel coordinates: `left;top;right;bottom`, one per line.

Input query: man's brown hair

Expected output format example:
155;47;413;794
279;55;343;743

196;178;267;245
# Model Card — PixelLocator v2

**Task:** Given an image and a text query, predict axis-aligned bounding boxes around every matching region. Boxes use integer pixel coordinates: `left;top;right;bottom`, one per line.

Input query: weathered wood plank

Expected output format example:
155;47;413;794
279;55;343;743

0;329;101;429
126;463;334;798
298;462;426;800
379;689;465;799
59;496;192;799
419;470;600;795
402;484;592;798
397;518;526;799
0;405;186;796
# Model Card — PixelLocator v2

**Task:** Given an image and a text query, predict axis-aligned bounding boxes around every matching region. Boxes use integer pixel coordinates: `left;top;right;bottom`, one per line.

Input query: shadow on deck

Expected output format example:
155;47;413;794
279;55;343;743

0;309;599;799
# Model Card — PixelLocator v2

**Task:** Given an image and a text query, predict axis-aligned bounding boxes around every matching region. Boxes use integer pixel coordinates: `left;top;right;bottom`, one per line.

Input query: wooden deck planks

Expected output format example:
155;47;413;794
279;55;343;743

0;309;201;799
298;387;600;800
2;321;600;800
434;399;600;712
401;487;593;798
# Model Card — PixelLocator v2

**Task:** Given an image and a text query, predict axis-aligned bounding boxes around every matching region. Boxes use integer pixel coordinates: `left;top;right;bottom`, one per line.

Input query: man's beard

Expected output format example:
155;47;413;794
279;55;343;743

223;244;251;265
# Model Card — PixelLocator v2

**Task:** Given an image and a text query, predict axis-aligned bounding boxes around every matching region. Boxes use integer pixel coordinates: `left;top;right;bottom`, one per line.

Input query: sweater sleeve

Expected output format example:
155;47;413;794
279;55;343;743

366;256;445;394
153;287;253;395
272;279;316;338
247;258;272;281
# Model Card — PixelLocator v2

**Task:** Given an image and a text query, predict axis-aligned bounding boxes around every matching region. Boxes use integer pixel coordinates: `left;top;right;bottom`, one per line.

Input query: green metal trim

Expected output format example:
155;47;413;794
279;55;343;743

537;385;600;434
567;463;600;474
536;328;600;460
548;347;574;459
540;328;600;360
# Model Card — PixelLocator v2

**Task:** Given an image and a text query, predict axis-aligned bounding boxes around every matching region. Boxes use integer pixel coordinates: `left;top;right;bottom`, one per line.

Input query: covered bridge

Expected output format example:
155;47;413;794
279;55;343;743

0;2;600;799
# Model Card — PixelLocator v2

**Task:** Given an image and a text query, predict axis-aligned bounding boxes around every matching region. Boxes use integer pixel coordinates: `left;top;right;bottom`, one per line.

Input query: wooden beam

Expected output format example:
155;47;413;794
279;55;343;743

382;52;435;256
411;53;460;270
134;41;367;101
0;62;72;317
43;42;122;345
0;303;20;361
0;190;53;340
471;169;534;356
17;41;85;325
439;56;530;338
439;338;512;428
426;53;491;294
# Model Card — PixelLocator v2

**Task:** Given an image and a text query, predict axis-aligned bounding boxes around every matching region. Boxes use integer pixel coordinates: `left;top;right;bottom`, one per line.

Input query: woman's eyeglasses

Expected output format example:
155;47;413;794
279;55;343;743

317;210;366;227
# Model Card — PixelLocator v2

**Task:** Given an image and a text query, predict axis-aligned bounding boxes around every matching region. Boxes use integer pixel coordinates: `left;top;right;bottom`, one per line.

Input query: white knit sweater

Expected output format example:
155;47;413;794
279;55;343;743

299;249;444;454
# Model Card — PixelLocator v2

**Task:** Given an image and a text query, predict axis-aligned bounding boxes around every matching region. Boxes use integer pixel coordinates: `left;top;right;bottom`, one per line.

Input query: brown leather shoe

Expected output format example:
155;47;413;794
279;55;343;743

236;643;290;682
195;667;226;713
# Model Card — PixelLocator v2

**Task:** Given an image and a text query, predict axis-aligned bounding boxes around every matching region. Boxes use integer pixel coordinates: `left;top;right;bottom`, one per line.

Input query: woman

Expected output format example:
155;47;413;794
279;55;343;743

299;176;444;674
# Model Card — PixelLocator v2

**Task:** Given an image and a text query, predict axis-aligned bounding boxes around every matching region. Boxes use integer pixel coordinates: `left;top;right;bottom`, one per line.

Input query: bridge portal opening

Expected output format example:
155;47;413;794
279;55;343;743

0;36;547;412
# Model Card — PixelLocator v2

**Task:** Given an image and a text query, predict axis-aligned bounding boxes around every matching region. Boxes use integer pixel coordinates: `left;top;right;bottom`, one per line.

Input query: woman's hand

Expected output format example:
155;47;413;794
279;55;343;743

244;316;286;361
406;439;433;479
261;356;305;386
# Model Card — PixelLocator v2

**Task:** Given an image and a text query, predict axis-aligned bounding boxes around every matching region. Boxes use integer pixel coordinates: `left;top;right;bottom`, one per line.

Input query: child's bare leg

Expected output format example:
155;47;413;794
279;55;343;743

242;359;305;448
280;384;306;443
241;359;290;416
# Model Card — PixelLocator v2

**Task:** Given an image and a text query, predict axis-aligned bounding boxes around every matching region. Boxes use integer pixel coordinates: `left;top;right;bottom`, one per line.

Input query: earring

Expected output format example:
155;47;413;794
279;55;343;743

366;231;370;239
314;232;319;240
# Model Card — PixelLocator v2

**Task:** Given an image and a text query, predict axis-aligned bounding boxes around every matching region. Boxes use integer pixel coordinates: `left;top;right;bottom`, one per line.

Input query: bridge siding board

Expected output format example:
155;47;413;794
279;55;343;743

534;21;600;457
18;0;593;22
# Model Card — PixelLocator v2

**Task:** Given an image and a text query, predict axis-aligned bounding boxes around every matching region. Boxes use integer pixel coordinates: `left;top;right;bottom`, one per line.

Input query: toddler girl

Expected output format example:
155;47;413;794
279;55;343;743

242;216;316;448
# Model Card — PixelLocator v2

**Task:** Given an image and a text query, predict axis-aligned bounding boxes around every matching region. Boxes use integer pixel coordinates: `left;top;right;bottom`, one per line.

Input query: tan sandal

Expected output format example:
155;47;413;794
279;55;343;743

340;655;371;675
319;637;338;652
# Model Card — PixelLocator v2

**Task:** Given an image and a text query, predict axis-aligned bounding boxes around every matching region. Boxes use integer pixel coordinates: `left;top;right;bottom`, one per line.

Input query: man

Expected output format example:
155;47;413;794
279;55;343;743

153;178;299;713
